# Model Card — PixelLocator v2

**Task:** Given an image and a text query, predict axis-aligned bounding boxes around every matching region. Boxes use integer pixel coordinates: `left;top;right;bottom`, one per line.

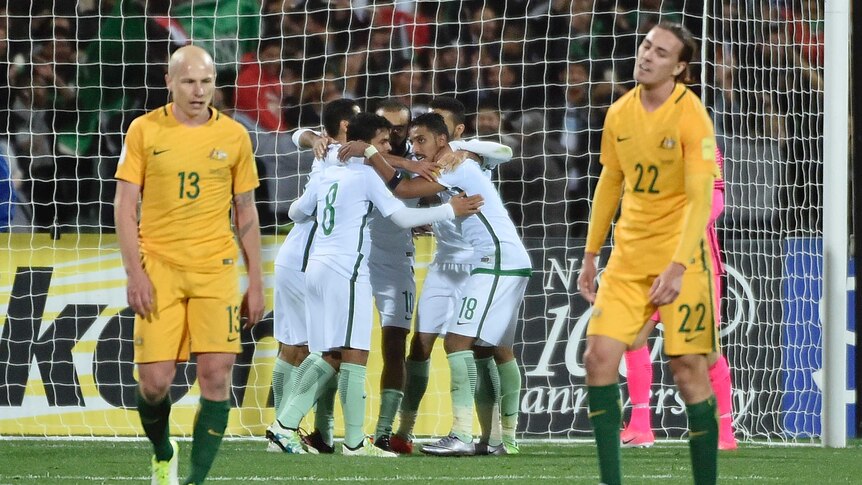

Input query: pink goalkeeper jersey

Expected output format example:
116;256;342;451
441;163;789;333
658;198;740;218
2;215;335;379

707;147;725;276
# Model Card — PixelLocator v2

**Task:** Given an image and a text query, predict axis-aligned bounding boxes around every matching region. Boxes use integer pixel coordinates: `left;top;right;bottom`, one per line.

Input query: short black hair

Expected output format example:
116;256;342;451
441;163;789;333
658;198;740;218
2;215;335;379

346;113;393;143
429;96;466;126
410;112;449;140
375;99;411;120
322;98;359;138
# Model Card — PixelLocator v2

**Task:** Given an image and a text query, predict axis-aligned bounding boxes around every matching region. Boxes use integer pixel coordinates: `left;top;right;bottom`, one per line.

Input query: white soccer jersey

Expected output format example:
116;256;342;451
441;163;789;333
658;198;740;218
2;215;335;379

274;160;323;272
437;159;532;273
431;138;510;265
368;181;417;264
292;148;406;282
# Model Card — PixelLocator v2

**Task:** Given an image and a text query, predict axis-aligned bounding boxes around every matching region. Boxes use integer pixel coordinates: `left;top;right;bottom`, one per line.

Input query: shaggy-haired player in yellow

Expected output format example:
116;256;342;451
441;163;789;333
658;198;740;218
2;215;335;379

577;23;720;485
114;45;264;485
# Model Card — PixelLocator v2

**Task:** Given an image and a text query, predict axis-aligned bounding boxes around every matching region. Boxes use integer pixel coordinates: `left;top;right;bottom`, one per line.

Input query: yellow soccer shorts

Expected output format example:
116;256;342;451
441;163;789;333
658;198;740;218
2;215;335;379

587;268;717;356
133;254;242;363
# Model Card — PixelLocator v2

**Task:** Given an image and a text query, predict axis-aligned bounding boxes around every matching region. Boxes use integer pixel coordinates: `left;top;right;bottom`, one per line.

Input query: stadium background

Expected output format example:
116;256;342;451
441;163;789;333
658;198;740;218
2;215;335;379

0;0;844;444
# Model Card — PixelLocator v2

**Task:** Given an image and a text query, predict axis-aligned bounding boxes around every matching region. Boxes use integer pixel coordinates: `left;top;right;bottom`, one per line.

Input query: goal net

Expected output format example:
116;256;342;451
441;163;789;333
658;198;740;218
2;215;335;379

0;0;831;444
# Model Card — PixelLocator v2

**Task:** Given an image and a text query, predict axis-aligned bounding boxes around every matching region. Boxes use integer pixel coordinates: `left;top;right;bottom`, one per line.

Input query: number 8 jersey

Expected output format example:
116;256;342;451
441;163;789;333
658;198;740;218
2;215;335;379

291;146;406;283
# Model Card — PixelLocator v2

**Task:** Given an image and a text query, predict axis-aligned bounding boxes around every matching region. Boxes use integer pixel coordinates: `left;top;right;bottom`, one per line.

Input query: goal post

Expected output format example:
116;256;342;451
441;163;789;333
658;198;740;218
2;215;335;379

821;0;851;449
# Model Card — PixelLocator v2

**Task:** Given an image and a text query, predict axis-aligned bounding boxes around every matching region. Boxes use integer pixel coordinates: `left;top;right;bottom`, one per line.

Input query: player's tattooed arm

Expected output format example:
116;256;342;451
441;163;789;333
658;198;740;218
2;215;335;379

233;190;264;327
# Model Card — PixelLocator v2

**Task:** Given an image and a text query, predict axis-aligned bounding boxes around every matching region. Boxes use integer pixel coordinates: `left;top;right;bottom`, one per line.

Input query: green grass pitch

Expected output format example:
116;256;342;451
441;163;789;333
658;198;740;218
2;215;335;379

2;439;862;484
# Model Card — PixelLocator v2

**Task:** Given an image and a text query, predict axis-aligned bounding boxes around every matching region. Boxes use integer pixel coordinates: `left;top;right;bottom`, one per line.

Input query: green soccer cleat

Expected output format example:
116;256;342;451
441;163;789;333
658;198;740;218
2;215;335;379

502;437;520;455
151;439;179;485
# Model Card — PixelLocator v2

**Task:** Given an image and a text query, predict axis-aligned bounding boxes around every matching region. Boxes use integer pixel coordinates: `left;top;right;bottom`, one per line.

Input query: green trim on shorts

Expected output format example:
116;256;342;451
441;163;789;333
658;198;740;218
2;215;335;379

345;202;374;348
474;273;500;337
471;267;532;277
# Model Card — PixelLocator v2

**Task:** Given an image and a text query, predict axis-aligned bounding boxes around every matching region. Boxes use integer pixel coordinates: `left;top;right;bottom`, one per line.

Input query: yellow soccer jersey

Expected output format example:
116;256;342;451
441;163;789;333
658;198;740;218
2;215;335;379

115;104;259;272
598;84;719;276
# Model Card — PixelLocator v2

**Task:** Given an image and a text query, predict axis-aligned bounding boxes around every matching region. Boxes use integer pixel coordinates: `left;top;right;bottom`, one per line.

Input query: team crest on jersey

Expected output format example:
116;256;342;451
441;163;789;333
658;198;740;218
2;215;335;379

659;137;676;150
209;148;228;160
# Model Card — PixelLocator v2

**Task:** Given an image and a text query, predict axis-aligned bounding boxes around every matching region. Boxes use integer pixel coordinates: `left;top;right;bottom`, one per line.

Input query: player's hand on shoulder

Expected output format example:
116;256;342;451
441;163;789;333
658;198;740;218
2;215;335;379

577;254;598;303
241;282;265;329
448;191;483;217
313;136;335;160
648;262;686;306
410;159;440;182
438;149;474;173
126;269;155;319
338;141;369;162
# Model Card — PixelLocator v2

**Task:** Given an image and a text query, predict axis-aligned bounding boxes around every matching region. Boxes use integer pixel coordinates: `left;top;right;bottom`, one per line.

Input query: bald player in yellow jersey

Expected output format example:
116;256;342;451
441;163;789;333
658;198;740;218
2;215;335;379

577;23;720;485
115;45;264;485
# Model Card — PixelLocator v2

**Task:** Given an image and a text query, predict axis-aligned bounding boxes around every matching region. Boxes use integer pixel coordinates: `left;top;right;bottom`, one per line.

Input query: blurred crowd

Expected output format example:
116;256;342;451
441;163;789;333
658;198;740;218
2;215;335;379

0;0;824;240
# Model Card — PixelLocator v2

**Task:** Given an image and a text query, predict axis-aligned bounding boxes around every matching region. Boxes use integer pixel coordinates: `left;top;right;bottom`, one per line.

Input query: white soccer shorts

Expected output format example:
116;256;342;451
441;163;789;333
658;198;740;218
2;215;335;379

415;262;473;335
304;260;373;352
446;272;528;347
369;259;416;330
273;265;307;346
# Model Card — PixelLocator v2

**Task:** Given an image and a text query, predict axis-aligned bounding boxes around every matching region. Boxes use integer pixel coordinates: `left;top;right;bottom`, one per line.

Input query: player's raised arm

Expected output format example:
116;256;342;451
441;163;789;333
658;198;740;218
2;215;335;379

292;128;331;159
233;189;264;327
448;138;514;169
339;140;447;199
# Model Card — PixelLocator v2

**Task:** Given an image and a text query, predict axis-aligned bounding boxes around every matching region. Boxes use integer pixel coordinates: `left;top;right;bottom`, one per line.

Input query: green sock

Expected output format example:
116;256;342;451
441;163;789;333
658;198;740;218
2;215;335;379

314;373;339;445
448;350;477;443
687;396;719;485
184;398;230;485
498;359;521;443
375;388;404;440
588;383;622;485
474;357;500;443
136;388;173;461
339;362;368;449
272;358;296;415
278;353;336;429
396;358;430;437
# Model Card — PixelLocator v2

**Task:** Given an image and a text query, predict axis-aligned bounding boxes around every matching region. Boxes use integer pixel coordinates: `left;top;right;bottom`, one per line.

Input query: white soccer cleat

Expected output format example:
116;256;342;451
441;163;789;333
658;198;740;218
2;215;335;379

420;434;476;457
266;422;307;454
150;439;179;485
342;436;398;457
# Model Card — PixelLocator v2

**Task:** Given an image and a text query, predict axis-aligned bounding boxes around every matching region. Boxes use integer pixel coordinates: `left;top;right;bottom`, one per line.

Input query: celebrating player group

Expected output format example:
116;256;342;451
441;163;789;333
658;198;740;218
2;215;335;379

118;21;728;485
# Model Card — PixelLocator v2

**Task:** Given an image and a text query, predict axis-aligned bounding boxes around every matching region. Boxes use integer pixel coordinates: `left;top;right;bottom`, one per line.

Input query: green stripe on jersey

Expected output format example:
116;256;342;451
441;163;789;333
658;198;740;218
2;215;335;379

476;213;502;272
301;221;318;272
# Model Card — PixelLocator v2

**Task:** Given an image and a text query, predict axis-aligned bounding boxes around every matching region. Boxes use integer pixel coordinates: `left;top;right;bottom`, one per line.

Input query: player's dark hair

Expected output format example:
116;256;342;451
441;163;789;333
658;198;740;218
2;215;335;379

429;96;466;126
322;98;359;138
376;99;411;120
347;113;393;143
657;21;698;83
410;113;450;140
